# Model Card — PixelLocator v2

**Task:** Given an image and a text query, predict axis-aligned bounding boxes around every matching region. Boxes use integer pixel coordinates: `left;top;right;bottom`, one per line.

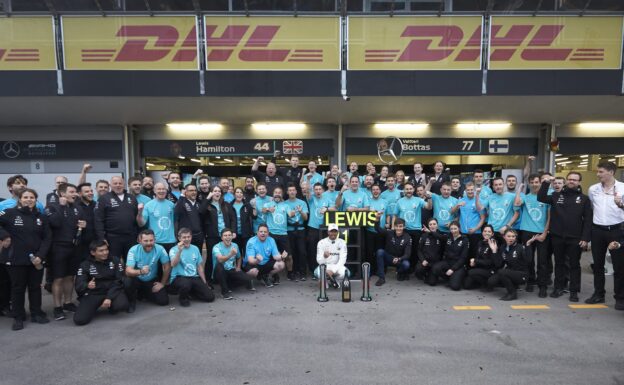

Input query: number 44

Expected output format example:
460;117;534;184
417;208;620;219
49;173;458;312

254;142;270;152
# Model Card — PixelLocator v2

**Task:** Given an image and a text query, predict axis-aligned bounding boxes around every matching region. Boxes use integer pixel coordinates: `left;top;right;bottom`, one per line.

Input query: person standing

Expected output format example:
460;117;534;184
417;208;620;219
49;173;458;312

452;182;485;259
284;184;308;281
76;183;96;262
476;177;520;236
0;188;51;330
429;161;450;195
425;181;459;233
137;182;176;252
231;187;254;260
538;173;591;302
305;183;334;279
174;183;204;252
394;182;426;270
408;162;427;187
128;176;151;206
273;151;303;197
585;161;624;308
252;157;285;196
200;186;236;282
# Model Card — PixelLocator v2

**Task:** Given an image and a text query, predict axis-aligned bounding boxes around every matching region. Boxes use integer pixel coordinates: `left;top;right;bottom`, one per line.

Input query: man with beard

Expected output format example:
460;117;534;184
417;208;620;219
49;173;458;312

394;182;426;270
262;186;292;284
380;174;402;223
302;160;325;192
273;151;303;197
250;183;272;233
285;184;309;281
141;176;155;199
174;184;204;251
243;176;256;202
219;178;235;203
138;183;177;252
165;172;183;203
128;176;151;205
476;177;520;236
94;180;110;202
243;224;287;287
252;157;285;196
76;183;96;262
197;176;211;201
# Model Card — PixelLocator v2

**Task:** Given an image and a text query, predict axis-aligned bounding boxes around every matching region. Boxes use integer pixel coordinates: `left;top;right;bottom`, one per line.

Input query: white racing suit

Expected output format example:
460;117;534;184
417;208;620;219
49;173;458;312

316;237;348;279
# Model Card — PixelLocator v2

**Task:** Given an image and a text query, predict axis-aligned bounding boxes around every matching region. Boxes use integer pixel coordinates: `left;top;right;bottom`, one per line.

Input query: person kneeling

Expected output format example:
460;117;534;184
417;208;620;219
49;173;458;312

124;229;171;312
431;221;468;291
374;218;412;286
169;228;215;307
487;229;534;301
315;224;349;288
243;224;286;288
212;228;254;300
74;240;129;326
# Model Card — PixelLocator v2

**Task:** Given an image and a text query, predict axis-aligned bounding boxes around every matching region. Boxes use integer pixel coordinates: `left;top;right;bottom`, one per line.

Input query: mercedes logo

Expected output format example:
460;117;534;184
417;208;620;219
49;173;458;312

377;136;403;165
2;141;20;159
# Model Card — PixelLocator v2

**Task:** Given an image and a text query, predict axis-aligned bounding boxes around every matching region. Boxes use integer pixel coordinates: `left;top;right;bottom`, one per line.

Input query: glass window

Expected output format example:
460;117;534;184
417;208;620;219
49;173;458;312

198;0;229;10
232;0;294;11
10;0;49;11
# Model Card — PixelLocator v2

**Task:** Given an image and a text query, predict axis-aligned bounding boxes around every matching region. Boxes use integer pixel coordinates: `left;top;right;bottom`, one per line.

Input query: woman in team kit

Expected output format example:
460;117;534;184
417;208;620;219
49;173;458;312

415;218;444;285
230;187;254;260
463;224;499;290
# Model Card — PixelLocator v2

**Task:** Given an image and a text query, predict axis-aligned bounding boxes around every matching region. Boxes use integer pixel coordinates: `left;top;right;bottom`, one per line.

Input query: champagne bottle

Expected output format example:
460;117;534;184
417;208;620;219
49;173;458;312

342;273;351;303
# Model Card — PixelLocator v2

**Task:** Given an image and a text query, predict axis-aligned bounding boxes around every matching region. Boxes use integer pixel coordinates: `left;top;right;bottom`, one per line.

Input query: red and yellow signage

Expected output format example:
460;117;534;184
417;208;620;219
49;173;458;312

62;16;198;70
204;16;340;70
0;17;56;70
488;16;623;70
348;16;483;70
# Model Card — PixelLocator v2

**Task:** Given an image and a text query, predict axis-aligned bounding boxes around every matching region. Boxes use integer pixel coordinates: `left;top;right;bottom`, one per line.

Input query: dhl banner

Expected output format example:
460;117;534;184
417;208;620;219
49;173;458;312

488;16;624;70
0;17;56;71
61;16;198;70
204;16;340;70
348;16;483;70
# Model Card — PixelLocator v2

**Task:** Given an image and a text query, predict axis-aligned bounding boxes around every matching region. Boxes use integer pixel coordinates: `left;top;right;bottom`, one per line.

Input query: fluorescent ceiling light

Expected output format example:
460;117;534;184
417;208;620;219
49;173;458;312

456;123;511;130
208;162;215;166
558;161;572;165
178;155;185;159
578;164;588;167
579;155;589;158
146;162;155;167
555;154;562;157
578;122;624;130
167;123;223;132
373;123;429;131
285;159;290;163
555;157;569;161
224;158;233;163
215;156;221;159
260;162;266;166
608;158;616;162
616;155;624;158
190;158;201;163
252;123;306;131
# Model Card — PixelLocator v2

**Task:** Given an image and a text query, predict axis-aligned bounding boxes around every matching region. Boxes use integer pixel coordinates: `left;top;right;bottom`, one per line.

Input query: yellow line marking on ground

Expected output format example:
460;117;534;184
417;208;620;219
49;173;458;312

568;304;608;309
453;306;492;310
511;305;550;310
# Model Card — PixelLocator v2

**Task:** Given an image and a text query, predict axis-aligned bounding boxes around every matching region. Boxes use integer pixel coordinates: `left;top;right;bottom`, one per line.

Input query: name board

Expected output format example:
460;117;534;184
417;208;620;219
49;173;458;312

558;137;624;155
323;211;377;228
1;140;122;160
141;139;334;157
347;138;537;156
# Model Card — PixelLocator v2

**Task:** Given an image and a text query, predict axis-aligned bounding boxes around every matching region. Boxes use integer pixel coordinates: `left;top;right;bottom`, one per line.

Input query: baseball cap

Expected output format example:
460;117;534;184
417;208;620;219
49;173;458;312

328;224;339;232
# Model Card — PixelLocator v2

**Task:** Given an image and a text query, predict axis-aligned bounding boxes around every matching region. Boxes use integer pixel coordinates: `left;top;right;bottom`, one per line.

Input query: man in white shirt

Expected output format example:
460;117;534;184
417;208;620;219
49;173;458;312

586;161;624;309
315;224;349;288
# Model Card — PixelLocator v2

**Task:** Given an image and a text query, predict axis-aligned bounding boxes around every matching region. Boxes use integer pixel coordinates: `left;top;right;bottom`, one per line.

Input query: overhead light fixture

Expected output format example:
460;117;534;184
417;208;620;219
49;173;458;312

190;158;201;163
167;123;224;132
578;164;588;167
578;122;624;130
239;163;243;166
456;122;512;131
616;155;624;158
215;156;221;159
252;123;306;132
579;154;589;158
208;162;215;166
146;162;155;167
555;157;569;162
223;158;233;163
608;158;616;162
285;158;291;163
178;155;185;159
558;161;572;165
555;154;562;157
373;123;429;131
260;161;266;166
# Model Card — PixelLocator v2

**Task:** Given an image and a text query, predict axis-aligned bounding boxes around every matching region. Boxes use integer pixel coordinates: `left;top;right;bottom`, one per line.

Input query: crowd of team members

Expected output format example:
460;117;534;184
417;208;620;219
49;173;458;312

0;153;623;331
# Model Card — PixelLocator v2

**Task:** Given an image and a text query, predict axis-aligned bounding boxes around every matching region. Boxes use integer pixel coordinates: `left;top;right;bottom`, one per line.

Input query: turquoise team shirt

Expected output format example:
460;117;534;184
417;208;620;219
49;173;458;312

223;192;235;203
482;192;519;232
126;244;170;282
517;193;549;233
307;194;332;229
168;244;203;283
380;188;402;217
0;198;45;212
322;190;339;208
395;196;426;231
244;236;280;266
211;241;241;278
340;189;370;210
285;198;308;231
458;196;483;234
211;201;226;234
305;172;325;187
136;194;151;205
431;194;459;232
264;201;289;235
142;199;176;244
171;190;181;199
472;185;493;201
232;202;244;234
252;195;272;232
368;196;388;233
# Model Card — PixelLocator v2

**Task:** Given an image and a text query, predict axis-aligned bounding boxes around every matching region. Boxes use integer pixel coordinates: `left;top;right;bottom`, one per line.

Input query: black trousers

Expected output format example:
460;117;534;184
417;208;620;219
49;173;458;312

306;227;321;275
0;264;11;310
191;235;204;255
364;230;384;274
431;261;466;291
405;230;422;272
214;264;253;294
551;235;582;293
288;229;307;275
464;268;494;289
7;265;44;320
171;276;215;303
520;231;551;287
590;224;624;298
204;236;221;282
107;234;137;262
414;261;434;283
74;292;130;326
464;233;482;260
233;236;249;260
488;269;527;294
124;277;169;306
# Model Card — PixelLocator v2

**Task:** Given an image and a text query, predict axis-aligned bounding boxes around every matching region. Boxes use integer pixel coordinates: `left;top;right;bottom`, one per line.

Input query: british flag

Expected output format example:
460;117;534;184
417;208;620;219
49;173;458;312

282;140;303;154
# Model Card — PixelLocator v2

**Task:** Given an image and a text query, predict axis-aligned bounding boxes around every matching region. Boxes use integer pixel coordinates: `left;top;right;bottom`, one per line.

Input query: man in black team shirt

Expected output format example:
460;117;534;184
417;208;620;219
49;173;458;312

273;151;303;198
252;156;285;196
76;183;96;262
94;176;139;262
175;184;204;251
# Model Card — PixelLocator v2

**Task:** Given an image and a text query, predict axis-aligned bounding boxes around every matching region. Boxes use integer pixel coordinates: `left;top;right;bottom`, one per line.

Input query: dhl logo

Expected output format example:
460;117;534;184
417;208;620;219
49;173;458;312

364;25;482;63
79;25;197;63
489;24;604;62
0;48;41;62
205;25;323;62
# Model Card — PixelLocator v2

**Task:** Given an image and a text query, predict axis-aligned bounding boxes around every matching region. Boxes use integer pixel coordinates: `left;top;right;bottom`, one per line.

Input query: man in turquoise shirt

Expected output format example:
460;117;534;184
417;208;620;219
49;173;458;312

137;182;176;251
212;228;254;299
322;177;339;205
285;184;309;281
452;182;485;258
262;186;292;283
394;182;426;269
515;174;551;296
250;183;272;233
426;182;459;233
366;184;389;272
124;229;171;310
302;161;325;188
476;177;520;235
471;169;492;201
380;175;402;221
243;224;286;287
336;175;370;211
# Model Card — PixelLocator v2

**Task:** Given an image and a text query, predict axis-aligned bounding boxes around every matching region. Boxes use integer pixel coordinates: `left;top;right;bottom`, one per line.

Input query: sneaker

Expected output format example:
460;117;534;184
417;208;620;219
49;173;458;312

31;314;50;324
525;284;534;293
615;301;624;311
550;289;564;298
62;302;78;313
397;272;405;282
311;275;318;281
179;297;191;307
569;292;579;302
223;293;233;300
287;272;295;281
375;278;386;287
538;286;548;298
299;273;307;282
584;293;605;304
127;301;136;314
272;274;281;285
12;319;24;331
247;281;256;291
500;292;518;301
53;306;66;321
328;276;339;289
261;275;274;288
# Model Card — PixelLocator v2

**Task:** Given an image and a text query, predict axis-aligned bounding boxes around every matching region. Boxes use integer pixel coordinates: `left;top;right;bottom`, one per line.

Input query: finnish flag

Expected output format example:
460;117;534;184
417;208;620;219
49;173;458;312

488;139;509;153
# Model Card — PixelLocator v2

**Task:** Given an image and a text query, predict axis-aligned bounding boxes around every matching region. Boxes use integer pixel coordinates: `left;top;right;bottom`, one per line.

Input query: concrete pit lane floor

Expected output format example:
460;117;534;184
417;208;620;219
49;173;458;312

0;251;622;385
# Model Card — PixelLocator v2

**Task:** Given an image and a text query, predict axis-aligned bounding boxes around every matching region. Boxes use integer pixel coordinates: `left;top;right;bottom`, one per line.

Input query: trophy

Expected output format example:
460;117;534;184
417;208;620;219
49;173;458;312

317;264;329;302
361;262;372;302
